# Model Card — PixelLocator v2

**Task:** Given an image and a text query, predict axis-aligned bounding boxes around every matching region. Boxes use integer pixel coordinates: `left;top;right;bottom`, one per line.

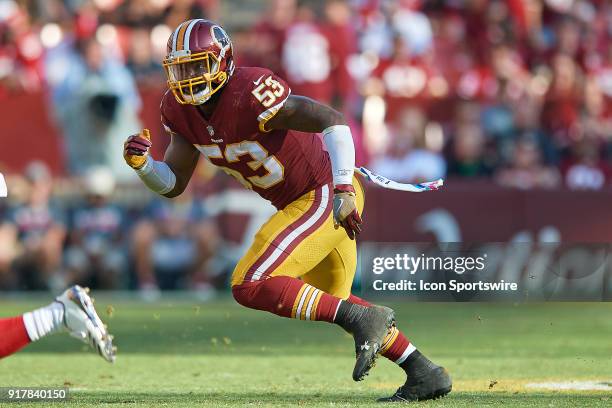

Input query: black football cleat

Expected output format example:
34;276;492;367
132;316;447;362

378;365;452;402
347;305;396;381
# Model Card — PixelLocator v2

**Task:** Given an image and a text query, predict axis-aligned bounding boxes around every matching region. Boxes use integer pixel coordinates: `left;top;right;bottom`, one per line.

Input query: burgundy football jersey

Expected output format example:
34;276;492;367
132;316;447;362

161;67;332;209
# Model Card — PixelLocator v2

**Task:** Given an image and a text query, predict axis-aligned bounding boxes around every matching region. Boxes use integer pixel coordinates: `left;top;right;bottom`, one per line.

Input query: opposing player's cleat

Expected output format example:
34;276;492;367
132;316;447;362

55;285;116;363
347;305;396;381
377;365;452;402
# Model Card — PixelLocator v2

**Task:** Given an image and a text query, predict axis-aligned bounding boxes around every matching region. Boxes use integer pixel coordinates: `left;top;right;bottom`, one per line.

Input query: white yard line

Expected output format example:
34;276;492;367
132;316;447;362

525;380;612;391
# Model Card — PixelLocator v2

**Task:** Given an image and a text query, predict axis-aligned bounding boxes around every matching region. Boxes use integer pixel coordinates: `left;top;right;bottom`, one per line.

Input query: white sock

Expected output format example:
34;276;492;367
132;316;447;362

22;302;65;341
395;343;417;364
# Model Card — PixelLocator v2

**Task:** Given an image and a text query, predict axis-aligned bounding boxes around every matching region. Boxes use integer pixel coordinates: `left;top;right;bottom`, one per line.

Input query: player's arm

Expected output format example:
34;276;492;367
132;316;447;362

123;129;199;198
265;95;347;132
266;95;362;239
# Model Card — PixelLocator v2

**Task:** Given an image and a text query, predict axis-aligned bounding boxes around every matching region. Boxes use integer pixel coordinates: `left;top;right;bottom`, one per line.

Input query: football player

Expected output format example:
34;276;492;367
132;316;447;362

0;285;116;362
123;19;450;402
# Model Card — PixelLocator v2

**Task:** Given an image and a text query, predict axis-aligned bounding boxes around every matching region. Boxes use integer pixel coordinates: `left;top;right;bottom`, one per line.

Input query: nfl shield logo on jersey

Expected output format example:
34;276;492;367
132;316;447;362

207;125;215;136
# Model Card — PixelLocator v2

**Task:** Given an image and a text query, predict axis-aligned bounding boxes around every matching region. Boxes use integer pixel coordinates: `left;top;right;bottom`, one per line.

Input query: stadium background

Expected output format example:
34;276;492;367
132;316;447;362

1;2;611;406
0;0;611;296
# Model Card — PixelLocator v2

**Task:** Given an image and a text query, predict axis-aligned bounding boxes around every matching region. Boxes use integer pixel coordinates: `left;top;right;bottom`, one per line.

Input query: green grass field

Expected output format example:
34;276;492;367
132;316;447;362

1;297;610;407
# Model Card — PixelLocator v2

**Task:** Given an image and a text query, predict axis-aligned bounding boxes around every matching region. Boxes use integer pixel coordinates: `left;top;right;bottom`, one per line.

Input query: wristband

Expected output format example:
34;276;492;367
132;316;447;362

134;156;177;195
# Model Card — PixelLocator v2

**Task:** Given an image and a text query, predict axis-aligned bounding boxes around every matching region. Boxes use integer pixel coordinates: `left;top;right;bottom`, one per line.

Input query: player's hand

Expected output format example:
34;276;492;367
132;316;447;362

123;129;152;169
332;184;362;240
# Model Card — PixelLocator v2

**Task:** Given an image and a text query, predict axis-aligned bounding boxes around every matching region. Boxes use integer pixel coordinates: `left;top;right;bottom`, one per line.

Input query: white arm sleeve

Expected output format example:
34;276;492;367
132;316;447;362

322;125;355;186
134;156;177;195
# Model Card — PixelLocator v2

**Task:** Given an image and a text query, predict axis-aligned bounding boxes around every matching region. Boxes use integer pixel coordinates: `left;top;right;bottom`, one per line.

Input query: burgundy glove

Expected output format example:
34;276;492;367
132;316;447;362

333;184;362;240
123;129;152;169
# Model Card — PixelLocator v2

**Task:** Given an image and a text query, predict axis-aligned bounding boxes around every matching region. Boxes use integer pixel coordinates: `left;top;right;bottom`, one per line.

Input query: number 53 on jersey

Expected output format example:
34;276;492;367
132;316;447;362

196;141;285;190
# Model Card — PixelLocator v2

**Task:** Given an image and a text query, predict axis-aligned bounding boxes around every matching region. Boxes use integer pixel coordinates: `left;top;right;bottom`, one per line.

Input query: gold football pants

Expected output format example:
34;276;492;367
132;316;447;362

231;177;365;300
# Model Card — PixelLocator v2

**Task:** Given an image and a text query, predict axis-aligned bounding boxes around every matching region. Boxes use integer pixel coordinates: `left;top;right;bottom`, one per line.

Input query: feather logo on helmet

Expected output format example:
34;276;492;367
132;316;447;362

211;25;231;59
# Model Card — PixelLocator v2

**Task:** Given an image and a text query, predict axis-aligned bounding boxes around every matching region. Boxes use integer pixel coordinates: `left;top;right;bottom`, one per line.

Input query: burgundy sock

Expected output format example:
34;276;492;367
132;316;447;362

232;276;342;322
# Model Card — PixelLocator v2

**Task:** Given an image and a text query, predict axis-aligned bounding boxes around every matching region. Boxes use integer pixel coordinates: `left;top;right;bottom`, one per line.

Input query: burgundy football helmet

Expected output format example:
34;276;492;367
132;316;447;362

163;19;235;105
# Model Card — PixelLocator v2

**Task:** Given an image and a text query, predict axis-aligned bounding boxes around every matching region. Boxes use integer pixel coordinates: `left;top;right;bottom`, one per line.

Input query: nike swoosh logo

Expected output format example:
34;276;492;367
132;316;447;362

253;75;265;85
338;198;345;209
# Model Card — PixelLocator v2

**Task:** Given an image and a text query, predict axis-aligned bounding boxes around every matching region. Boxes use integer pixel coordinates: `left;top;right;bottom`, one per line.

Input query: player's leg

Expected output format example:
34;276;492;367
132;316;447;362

299;241;394;380
233;256;394;381
301;245;354;300
302;210;451;400
0;316;31;358
231;184;346;322
0;285;116;362
341;293;451;402
231;183;389;322
231;180;394;382
301;238;414;379
293;177;398;379
308;249;428;377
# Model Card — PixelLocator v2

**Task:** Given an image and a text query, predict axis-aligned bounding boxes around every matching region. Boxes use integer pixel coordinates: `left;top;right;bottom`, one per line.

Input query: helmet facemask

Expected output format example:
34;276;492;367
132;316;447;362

163;50;228;105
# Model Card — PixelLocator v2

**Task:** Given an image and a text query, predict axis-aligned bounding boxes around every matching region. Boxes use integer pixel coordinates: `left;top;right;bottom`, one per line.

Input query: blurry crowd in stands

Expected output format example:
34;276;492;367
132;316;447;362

1;0;611;291
1;0;611;187
0;162;224;296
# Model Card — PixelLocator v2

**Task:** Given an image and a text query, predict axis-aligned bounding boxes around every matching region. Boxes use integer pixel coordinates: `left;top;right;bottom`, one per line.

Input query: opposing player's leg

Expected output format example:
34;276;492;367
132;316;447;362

0;285;116;362
0;316;30;358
